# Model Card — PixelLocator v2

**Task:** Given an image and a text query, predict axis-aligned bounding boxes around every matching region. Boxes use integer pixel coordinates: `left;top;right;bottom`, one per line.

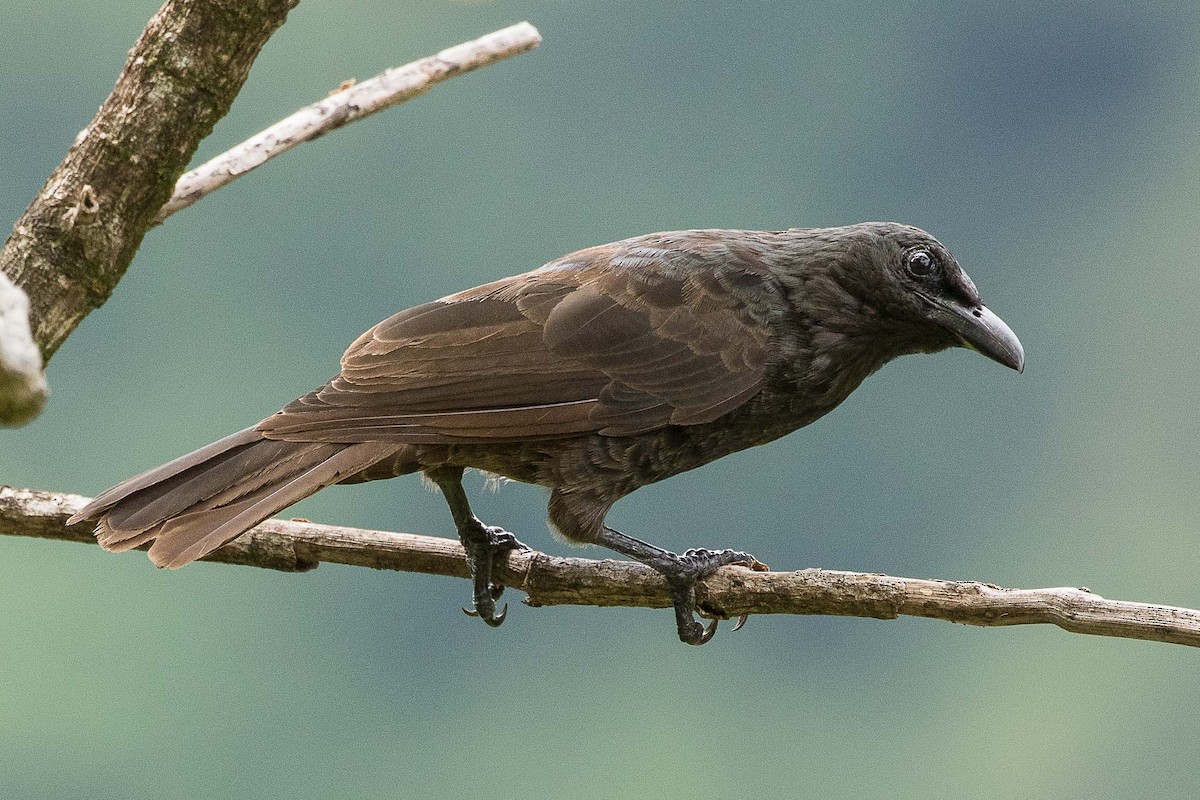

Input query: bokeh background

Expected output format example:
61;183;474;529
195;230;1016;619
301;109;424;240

3;0;1200;797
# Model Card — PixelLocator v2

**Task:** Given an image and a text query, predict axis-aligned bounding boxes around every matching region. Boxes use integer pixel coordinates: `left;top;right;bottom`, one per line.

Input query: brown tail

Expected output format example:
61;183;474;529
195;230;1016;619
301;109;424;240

68;426;398;569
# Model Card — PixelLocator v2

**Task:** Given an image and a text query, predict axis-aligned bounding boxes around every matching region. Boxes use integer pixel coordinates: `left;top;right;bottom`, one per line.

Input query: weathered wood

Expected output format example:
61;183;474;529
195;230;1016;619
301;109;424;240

1;0;300;362
4;485;1198;648
0;273;45;425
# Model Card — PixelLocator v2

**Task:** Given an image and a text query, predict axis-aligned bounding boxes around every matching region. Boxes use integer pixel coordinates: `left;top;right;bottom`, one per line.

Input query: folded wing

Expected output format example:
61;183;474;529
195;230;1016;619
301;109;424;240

257;232;782;444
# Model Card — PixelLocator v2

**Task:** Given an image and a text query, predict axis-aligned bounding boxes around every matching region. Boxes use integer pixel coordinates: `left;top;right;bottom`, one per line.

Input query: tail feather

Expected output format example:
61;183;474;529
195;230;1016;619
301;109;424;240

71;428;401;568
105;438;317;535
145;442;394;568
70;427;262;521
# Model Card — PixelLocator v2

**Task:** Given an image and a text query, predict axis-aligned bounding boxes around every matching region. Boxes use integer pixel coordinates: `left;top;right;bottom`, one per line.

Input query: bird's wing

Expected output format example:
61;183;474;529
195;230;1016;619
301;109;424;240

257;234;781;444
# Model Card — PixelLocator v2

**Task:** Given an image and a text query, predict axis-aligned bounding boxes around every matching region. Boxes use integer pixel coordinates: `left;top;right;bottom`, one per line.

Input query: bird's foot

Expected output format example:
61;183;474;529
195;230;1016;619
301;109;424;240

593;528;768;645
458;522;529;627
662;548;769;645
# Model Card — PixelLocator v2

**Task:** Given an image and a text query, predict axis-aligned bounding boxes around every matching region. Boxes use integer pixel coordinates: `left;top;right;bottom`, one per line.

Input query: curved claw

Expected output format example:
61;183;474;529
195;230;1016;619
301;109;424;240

462;602;508;627
457;522;523;630
484;603;508;627
680;617;719;645
732;614;749;632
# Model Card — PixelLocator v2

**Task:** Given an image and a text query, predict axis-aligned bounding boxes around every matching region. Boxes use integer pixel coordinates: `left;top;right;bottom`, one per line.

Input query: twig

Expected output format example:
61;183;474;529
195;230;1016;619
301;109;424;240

155;22;542;223
3;485;1198;648
0;273;47;425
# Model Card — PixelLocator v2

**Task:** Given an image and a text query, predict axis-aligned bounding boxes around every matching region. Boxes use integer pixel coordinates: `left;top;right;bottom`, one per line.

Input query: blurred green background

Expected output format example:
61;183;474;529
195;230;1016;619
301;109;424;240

3;0;1200;797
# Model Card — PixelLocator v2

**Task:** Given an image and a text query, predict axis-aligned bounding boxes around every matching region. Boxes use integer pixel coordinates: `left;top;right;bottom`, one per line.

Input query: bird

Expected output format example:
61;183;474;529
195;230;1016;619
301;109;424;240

69;223;1024;645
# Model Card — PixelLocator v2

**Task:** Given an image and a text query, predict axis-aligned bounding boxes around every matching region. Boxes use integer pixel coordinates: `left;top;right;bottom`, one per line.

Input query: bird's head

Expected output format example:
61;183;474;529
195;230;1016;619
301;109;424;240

786;222;1024;373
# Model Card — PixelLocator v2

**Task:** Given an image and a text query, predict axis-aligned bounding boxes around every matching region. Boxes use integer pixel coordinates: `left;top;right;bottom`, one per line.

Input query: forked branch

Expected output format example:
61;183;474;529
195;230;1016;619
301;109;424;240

0;3;540;428
1;0;301;362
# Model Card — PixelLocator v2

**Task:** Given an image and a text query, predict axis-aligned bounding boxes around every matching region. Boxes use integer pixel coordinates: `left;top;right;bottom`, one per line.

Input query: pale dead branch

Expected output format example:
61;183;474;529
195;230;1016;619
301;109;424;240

155;22;542;223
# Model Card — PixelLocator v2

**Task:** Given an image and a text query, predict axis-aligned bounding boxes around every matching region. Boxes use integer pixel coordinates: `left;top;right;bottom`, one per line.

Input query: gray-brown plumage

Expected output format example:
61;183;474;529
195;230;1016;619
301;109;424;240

70;223;1024;644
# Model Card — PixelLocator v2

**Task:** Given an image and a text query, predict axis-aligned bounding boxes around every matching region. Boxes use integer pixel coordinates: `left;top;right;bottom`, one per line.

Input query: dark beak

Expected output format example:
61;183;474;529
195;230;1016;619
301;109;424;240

923;297;1025;372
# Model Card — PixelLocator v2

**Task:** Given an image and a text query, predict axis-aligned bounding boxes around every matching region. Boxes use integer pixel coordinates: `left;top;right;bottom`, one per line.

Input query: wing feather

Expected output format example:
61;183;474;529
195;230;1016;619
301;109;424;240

257;231;784;444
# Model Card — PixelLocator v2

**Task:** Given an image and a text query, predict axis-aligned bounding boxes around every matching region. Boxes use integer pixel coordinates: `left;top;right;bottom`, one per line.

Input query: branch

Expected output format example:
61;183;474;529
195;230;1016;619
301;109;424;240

156;22;542;223
0;0;541;372
1;0;300;362
0;275;47;425
4;486;1198;648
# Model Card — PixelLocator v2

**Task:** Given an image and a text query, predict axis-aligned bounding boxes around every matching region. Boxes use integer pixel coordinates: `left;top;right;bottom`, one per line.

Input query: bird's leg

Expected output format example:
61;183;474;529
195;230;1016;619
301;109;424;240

594;527;767;645
425;466;528;627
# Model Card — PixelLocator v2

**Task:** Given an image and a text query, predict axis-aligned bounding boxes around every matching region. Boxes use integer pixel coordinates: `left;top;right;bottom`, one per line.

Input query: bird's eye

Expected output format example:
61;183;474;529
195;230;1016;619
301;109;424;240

906;250;934;278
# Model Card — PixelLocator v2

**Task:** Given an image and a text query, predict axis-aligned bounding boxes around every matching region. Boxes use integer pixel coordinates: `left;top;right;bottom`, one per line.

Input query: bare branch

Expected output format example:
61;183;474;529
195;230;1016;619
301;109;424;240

0;274;47;425
3;485;1198;648
156;22;542;223
1;0;300;363
0;8;539;424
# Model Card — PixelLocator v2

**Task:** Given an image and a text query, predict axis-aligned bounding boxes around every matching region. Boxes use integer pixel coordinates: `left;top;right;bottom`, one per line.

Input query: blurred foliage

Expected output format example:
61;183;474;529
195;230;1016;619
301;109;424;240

3;0;1200;797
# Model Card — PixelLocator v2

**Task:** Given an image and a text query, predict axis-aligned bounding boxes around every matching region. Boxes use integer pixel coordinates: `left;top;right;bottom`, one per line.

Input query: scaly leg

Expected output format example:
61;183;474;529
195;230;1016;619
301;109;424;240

425;467;528;627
